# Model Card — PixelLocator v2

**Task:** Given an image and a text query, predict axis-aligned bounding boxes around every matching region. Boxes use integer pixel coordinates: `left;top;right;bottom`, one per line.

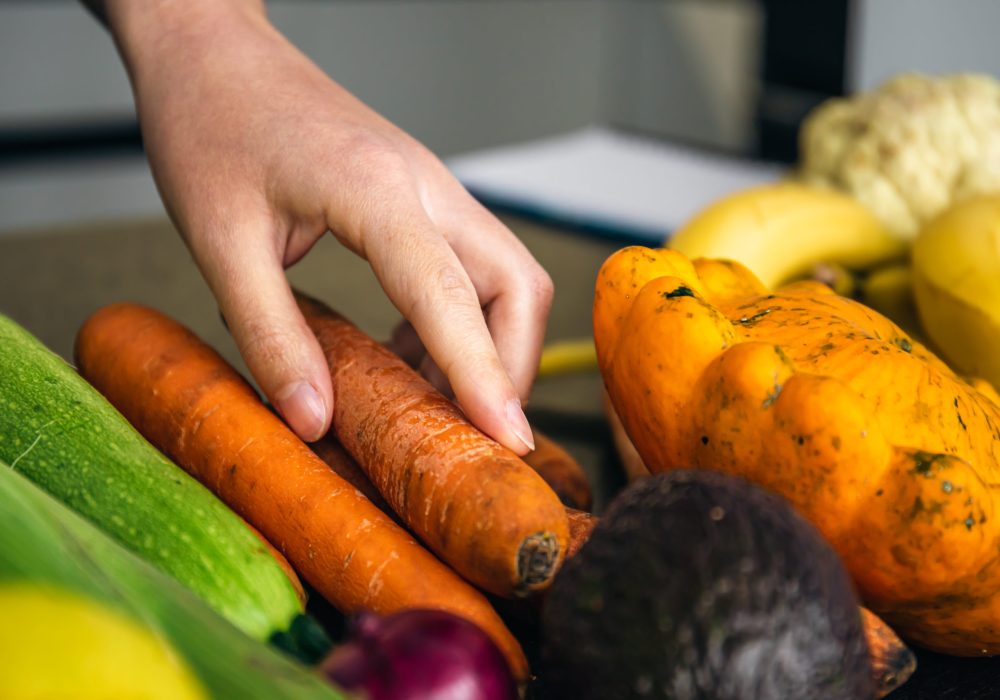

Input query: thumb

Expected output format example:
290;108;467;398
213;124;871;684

199;232;333;442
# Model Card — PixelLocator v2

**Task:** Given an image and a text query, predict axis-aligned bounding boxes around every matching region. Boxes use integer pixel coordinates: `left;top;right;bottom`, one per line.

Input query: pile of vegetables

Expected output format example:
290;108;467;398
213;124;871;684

1;306;574;698
8;71;1000;699
545;73;1000;690
1;295;925;699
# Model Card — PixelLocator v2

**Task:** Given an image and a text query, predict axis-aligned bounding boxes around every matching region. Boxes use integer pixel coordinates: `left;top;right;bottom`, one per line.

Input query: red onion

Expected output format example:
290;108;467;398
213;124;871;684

321;609;517;700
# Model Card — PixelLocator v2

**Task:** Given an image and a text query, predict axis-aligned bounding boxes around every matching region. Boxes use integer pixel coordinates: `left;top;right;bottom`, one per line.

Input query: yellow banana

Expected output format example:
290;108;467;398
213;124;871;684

538;184;908;381
537;339;598;378
668;183;907;289
912;195;1000;390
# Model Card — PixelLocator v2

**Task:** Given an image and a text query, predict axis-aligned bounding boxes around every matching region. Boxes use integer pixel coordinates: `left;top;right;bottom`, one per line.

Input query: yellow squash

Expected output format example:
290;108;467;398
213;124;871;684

594;246;1000;655
913;194;1000;390
0;584;205;699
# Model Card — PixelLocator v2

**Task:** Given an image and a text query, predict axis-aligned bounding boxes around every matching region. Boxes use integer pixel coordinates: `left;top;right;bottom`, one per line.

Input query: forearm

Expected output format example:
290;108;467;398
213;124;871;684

80;1;269;78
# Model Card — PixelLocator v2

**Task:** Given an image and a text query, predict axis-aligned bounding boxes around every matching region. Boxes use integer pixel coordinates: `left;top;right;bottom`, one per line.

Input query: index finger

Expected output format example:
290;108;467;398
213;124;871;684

364;215;535;455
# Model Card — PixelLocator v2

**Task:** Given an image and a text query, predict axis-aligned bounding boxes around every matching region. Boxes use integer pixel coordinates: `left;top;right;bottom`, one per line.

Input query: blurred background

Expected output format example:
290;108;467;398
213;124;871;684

3;0;1000;234
3;6;1000;696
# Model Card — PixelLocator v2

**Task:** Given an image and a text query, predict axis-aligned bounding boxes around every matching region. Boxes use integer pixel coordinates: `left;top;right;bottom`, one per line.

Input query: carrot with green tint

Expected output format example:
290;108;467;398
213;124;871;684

296;292;569;598
74;303;528;680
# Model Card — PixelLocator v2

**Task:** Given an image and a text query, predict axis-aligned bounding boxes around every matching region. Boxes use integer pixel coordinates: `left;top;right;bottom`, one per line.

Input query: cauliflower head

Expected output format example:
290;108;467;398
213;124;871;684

799;73;1000;239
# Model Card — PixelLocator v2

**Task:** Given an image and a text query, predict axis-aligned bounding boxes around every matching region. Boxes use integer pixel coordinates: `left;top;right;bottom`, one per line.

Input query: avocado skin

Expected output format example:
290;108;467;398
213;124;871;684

541;470;874;700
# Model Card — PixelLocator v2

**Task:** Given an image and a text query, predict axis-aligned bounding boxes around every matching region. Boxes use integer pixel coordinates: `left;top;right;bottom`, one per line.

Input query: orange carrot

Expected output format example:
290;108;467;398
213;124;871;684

563;508;598;560
309;434;385;506
296;292;569;598
523;431;593;511
310;434;586;555
860;607;917;698
308;433;399;524
74;303;528;680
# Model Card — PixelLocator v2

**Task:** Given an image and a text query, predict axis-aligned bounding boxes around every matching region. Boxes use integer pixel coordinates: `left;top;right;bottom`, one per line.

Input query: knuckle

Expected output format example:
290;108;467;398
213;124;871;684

325;132;418;234
335;131;409;181
526;266;555;307
435;264;474;301
237;320;303;375
406;261;477;319
440;347;500;381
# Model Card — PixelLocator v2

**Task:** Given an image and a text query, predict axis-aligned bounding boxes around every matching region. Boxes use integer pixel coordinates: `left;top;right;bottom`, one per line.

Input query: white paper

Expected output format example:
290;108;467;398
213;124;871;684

448;126;785;243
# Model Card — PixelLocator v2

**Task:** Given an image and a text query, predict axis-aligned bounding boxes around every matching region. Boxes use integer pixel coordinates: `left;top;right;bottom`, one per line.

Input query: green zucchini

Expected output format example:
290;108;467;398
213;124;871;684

0;313;300;640
0;460;344;700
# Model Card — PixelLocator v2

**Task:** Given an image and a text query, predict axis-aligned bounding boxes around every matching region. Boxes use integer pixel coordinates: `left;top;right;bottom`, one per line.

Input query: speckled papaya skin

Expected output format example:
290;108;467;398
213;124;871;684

594;246;1000;655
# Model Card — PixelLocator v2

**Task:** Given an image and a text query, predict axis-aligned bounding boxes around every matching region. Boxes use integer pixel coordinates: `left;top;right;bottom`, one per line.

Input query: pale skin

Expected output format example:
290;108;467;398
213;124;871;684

87;1;552;453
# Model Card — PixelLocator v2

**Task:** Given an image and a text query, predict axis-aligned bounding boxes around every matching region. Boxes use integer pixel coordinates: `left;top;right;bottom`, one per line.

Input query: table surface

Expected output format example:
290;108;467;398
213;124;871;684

2;214;998;697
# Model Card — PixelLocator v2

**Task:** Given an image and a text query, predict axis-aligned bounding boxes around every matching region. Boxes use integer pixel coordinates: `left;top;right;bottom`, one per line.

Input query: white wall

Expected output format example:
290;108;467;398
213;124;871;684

0;0;763;156
0;1;609;154
0;0;767;232
602;1;762;151
16;1;1000;232
851;0;1000;90
269;1;608;155
0;3;133;125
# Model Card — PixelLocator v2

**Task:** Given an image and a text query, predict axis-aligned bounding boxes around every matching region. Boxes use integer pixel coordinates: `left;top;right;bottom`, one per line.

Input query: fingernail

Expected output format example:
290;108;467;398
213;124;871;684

505;398;535;452
276;382;326;442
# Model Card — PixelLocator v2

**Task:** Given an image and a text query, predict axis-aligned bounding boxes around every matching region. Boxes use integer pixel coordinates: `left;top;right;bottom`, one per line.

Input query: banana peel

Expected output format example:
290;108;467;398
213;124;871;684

668;183;907;289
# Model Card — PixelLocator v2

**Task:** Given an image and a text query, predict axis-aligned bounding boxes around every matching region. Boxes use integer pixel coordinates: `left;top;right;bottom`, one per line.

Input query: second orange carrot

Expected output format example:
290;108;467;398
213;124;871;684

75;303;528;680
297;292;569;598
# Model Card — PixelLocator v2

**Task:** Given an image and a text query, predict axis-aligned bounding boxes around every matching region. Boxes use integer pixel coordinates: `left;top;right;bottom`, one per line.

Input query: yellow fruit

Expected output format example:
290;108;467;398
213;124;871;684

861;262;923;337
537;339;598;378
809;261;858;298
912;195;1000;390
668;183;907;289
0;583;206;700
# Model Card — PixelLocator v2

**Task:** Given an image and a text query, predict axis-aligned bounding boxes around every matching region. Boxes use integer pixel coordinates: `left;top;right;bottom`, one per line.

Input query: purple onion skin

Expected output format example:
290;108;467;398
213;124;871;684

321;609;517;700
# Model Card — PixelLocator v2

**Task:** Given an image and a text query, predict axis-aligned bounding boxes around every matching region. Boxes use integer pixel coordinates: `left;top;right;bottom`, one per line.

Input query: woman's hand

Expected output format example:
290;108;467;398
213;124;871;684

104;1;551;452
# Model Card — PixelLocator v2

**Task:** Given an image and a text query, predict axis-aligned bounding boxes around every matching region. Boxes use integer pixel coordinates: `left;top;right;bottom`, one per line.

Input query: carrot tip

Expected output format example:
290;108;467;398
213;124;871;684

516;531;561;594
875;645;917;697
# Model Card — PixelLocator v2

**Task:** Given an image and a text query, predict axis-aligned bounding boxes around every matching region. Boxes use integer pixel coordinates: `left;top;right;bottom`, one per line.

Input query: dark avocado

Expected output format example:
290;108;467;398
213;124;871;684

541;470;874;700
